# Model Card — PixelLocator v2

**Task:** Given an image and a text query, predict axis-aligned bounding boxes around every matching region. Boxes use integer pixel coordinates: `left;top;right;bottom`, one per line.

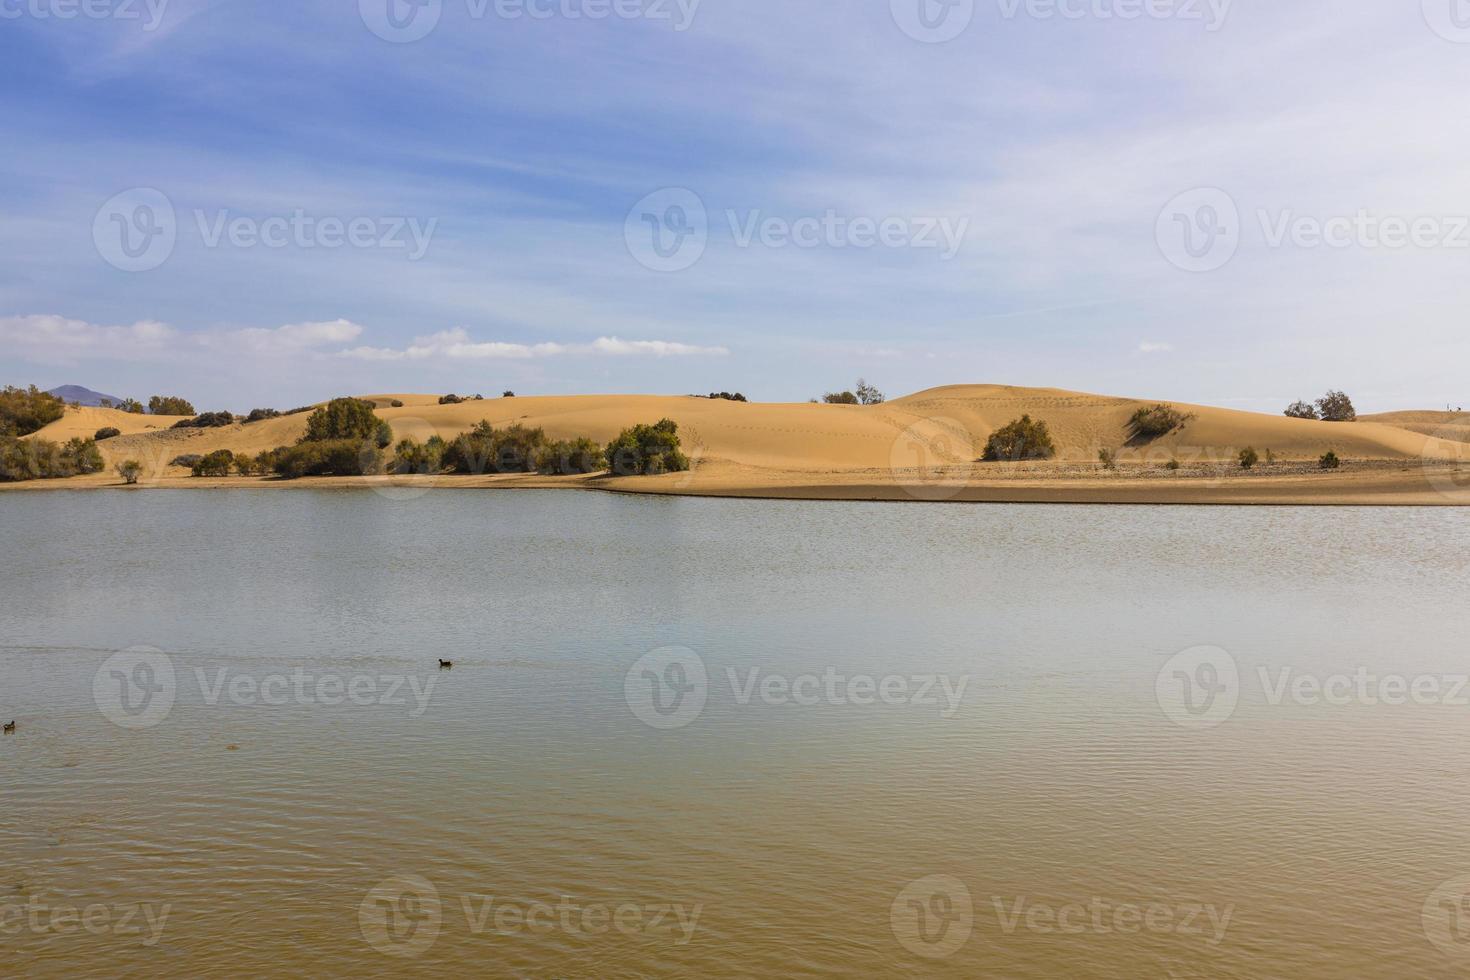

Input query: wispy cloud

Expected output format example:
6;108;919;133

1137;342;1174;354
341;328;728;361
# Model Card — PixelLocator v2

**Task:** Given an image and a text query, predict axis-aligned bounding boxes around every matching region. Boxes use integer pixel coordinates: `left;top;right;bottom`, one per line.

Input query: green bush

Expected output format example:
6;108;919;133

1098;448;1116;471
116;460;143;485
1284;401;1318;420
605;419;689;476
1316;390;1357;422
708;392;747;402
502;391;515;399
537;437;604;475
0;436;103;482
439;394;464;405
1127;404;1190;441
392;436;446;475
822;391;860;405
170;454;202;469
1165;458;1182;471
0;385;65;437
148;395;196;416
439;422;550;474
172;411;235;429
192;450;235;477
269;440;383;479
390;400;405;408
244;408;281;424
117;398;146;414
233;454;259;477
1238;447;1259;470
982;415;1056;462
1319;451;1341;470
95;427;122;441
302;398;389;444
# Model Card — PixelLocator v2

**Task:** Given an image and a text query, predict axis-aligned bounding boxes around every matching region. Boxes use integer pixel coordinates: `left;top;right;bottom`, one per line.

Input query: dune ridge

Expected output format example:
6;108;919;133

14;385;1470;505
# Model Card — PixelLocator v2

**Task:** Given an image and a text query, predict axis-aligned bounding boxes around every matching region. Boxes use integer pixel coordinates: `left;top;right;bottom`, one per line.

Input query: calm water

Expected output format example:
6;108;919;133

3;490;1470;978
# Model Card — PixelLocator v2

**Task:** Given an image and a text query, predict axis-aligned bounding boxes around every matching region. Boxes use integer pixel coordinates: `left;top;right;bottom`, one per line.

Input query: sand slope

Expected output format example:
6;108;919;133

16;386;1470;503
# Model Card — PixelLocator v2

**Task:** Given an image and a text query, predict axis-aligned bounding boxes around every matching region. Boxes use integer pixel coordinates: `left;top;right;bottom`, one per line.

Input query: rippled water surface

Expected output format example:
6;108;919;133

3;490;1470;977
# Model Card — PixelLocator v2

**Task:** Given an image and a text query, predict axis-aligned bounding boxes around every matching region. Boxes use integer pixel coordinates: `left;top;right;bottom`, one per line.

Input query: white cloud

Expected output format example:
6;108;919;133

1138;342;1174;353
341;328;728;361
0;314;176;362
222;319;364;352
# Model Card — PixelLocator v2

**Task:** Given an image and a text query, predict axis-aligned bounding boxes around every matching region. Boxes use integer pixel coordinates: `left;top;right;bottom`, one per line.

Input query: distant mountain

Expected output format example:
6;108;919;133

47;385;127;407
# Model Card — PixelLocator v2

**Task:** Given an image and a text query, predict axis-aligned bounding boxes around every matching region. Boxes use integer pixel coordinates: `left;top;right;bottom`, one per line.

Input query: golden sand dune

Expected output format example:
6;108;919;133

17;385;1470;504
1361;410;1470;443
28;405;178;442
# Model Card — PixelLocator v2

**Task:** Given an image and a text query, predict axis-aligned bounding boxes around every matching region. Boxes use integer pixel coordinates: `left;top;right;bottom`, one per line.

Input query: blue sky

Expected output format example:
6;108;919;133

2;0;1468;412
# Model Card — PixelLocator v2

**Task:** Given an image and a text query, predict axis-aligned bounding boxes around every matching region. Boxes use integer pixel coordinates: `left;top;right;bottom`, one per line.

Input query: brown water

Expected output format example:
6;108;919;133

3;490;1470;977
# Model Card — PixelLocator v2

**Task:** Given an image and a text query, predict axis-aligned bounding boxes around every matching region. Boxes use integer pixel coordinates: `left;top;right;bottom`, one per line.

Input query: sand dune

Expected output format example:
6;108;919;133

17;385;1470;504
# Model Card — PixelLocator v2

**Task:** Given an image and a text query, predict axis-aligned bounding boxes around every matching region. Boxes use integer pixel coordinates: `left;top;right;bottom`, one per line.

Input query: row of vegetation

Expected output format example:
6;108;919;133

156;398;692;482
816;379;885;405
0;436;104;482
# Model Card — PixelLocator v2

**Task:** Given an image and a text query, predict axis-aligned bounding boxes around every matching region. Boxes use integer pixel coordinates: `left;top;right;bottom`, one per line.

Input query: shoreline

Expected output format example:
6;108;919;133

5;463;1468;506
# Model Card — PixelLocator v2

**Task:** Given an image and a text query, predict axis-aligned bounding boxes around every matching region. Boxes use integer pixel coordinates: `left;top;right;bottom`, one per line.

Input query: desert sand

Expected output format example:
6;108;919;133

11;385;1470;505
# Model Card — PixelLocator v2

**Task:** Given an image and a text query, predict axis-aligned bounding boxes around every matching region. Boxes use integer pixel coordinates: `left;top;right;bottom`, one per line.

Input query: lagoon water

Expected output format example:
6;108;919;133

3;490;1470;977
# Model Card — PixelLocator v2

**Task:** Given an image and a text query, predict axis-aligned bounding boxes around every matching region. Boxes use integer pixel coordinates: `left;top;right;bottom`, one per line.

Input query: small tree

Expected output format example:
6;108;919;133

115;459;143;485
983;415;1056;462
94;427;122;441
1319;451;1341;470
148;395;196;416
1284;401;1319;420
502;391;516;398
439;394;464;405
1127;404;1190;441
1238;447;1259;470
537;437;604;475
855;379;885;405
393;436;446;475
118;398;146;414
823;391;860;405
302;398;386;443
234;454;258;477
605;419;690;476
1315;390;1357;422
192;450;235;477
0;385;66;437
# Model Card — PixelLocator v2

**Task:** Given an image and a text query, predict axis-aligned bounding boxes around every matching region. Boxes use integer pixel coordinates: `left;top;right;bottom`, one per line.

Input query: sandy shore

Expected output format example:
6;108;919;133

10;385;1470;505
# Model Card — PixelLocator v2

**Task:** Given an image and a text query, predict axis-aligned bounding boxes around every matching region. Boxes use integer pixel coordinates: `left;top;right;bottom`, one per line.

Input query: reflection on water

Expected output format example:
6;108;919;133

3;490;1470;977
